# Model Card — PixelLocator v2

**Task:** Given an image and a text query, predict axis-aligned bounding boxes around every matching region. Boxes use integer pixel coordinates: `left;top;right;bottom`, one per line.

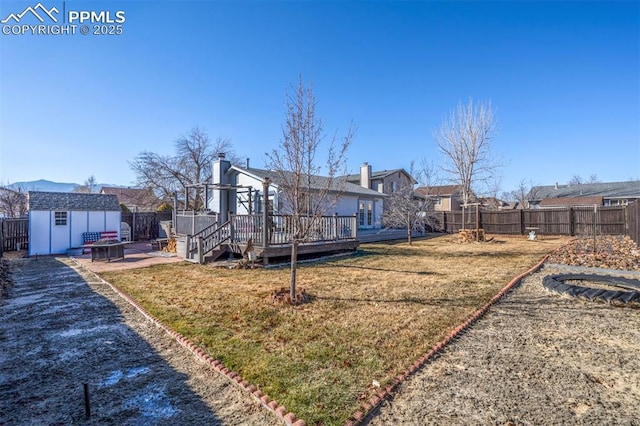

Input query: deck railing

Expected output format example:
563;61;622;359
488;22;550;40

230;214;357;247
175;211;218;236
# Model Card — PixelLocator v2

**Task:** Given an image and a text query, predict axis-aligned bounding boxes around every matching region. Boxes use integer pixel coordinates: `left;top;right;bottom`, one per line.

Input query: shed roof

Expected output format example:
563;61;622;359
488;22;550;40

28;191;120;211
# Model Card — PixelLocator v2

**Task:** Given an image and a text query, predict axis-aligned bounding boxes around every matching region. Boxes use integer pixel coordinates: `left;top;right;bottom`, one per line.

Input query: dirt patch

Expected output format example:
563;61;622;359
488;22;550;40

365;264;640;425
0;257;279;425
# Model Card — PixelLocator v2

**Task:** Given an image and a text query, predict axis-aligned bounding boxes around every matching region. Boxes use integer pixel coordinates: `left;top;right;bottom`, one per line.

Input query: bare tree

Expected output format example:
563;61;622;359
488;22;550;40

265;77;354;303
568;174;600;185
73;175;99;193
384;161;440;244
434;98;500;206
130;126;237;209
0;184;28;218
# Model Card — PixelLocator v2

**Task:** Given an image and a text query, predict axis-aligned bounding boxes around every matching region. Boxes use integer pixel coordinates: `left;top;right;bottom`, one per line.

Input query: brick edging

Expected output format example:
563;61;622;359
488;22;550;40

68;259;305;426
344;254;552;426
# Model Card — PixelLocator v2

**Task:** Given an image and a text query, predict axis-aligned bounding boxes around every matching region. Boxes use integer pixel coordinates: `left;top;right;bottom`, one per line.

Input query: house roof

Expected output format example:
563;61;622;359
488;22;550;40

415;185;461;197
539;196;604;207
100;186;160;207
28;191;120;211
529;181;640;201
344;168;416;183
231;166;387;198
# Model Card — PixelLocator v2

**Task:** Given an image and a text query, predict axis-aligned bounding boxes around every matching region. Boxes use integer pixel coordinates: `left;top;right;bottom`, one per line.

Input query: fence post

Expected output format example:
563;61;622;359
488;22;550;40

520;209;525;236
185;235;191;259
569;207;574;236
333;213;338;240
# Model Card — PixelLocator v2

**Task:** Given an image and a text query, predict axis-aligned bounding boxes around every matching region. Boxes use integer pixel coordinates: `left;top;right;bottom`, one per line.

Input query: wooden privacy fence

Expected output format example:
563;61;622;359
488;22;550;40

433;202;639;246
117;211;173;241
1;218;29;253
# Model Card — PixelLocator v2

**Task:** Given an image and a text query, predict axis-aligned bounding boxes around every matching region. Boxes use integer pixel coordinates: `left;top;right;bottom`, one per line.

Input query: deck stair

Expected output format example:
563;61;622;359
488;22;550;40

185;220;231;263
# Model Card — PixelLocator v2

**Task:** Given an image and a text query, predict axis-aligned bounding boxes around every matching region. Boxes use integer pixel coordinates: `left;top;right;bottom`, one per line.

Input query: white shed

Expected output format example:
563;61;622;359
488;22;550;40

28;191;121;256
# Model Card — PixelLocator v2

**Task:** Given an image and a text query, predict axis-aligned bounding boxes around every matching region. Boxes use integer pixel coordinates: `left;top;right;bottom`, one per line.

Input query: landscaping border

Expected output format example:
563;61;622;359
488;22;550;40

347;253;553;426
69;258;304;426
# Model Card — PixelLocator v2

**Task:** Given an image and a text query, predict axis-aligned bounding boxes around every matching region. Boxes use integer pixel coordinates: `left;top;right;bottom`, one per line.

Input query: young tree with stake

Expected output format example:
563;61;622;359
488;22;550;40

265;77;354;303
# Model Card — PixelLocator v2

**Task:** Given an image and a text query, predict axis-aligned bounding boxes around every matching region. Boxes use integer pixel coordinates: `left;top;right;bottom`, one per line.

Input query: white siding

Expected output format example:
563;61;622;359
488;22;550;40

29;210;121;256
29;211;51;256
70;211;89;247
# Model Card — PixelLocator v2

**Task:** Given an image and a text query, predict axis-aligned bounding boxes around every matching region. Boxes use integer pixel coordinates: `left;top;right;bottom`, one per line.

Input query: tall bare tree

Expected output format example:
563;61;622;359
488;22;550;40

265;77;354;302
434;98;500;206
130;126;237;209
0;184;27;218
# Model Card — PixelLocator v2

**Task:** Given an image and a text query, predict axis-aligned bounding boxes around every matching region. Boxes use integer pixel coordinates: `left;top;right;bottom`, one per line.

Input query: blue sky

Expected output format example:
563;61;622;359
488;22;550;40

1;0;638;195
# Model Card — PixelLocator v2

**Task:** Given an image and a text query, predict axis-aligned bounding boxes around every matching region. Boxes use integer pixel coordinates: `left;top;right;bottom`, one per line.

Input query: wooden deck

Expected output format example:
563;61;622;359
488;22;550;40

227;239;359;264
181;213;359;264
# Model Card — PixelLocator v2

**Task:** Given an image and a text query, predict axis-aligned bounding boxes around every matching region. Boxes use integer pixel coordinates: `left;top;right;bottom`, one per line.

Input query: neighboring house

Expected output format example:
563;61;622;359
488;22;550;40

100;186;161;211
477;196;510;211
528;181;640;209
207;154;387;229
28;191;121;256
344;163;416;196
415;185;464;212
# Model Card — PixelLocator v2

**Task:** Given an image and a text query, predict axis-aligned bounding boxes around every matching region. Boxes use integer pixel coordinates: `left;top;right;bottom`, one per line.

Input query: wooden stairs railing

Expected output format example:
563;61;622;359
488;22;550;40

185;220;231;263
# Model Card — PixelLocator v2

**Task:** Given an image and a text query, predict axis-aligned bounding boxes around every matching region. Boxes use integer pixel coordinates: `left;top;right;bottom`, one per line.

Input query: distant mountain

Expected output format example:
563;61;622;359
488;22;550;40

6;180;131;193
8;179;79;193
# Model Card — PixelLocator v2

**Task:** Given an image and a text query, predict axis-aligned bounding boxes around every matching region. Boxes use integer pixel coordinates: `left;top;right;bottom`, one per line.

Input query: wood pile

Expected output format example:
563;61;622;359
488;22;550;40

458;229;485;243
162;238;177;253
547;235;640;271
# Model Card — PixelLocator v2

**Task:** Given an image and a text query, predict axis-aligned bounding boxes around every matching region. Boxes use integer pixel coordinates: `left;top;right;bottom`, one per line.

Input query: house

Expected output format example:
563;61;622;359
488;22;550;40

100;186;160;212
28;191;121;256
415;185;464;212
207;155;386;229
344;163;416;196
528;181;640;209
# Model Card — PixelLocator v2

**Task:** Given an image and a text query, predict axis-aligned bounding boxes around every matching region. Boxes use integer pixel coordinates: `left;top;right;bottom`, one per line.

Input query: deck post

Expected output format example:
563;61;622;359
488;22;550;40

185;235;191;260
333;213;338;240
197;236;203;264
352;214;357;239
262;178;270;250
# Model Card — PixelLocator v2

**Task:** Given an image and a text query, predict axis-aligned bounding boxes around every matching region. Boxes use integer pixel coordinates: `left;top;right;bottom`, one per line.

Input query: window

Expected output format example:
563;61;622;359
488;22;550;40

359;203;365;226
435;197;442;206
54;211;67;226
367;203;372;225
391;182;397;193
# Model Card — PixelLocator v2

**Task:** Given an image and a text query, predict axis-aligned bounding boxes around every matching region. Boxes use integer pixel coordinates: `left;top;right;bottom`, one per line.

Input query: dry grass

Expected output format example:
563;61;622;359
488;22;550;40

100;234;571;425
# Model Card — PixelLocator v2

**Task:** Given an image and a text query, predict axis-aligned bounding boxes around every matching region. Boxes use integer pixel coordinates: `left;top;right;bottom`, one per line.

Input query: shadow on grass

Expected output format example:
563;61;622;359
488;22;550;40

322;262;438;275
314;294;477;306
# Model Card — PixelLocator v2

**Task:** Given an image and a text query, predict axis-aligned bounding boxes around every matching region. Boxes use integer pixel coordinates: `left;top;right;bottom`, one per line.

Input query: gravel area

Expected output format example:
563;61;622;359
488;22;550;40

365;264;640;425
0;257;279;425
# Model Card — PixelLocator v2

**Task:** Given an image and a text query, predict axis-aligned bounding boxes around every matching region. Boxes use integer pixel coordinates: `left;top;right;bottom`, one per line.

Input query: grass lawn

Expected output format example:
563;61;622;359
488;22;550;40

100;234;571;425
